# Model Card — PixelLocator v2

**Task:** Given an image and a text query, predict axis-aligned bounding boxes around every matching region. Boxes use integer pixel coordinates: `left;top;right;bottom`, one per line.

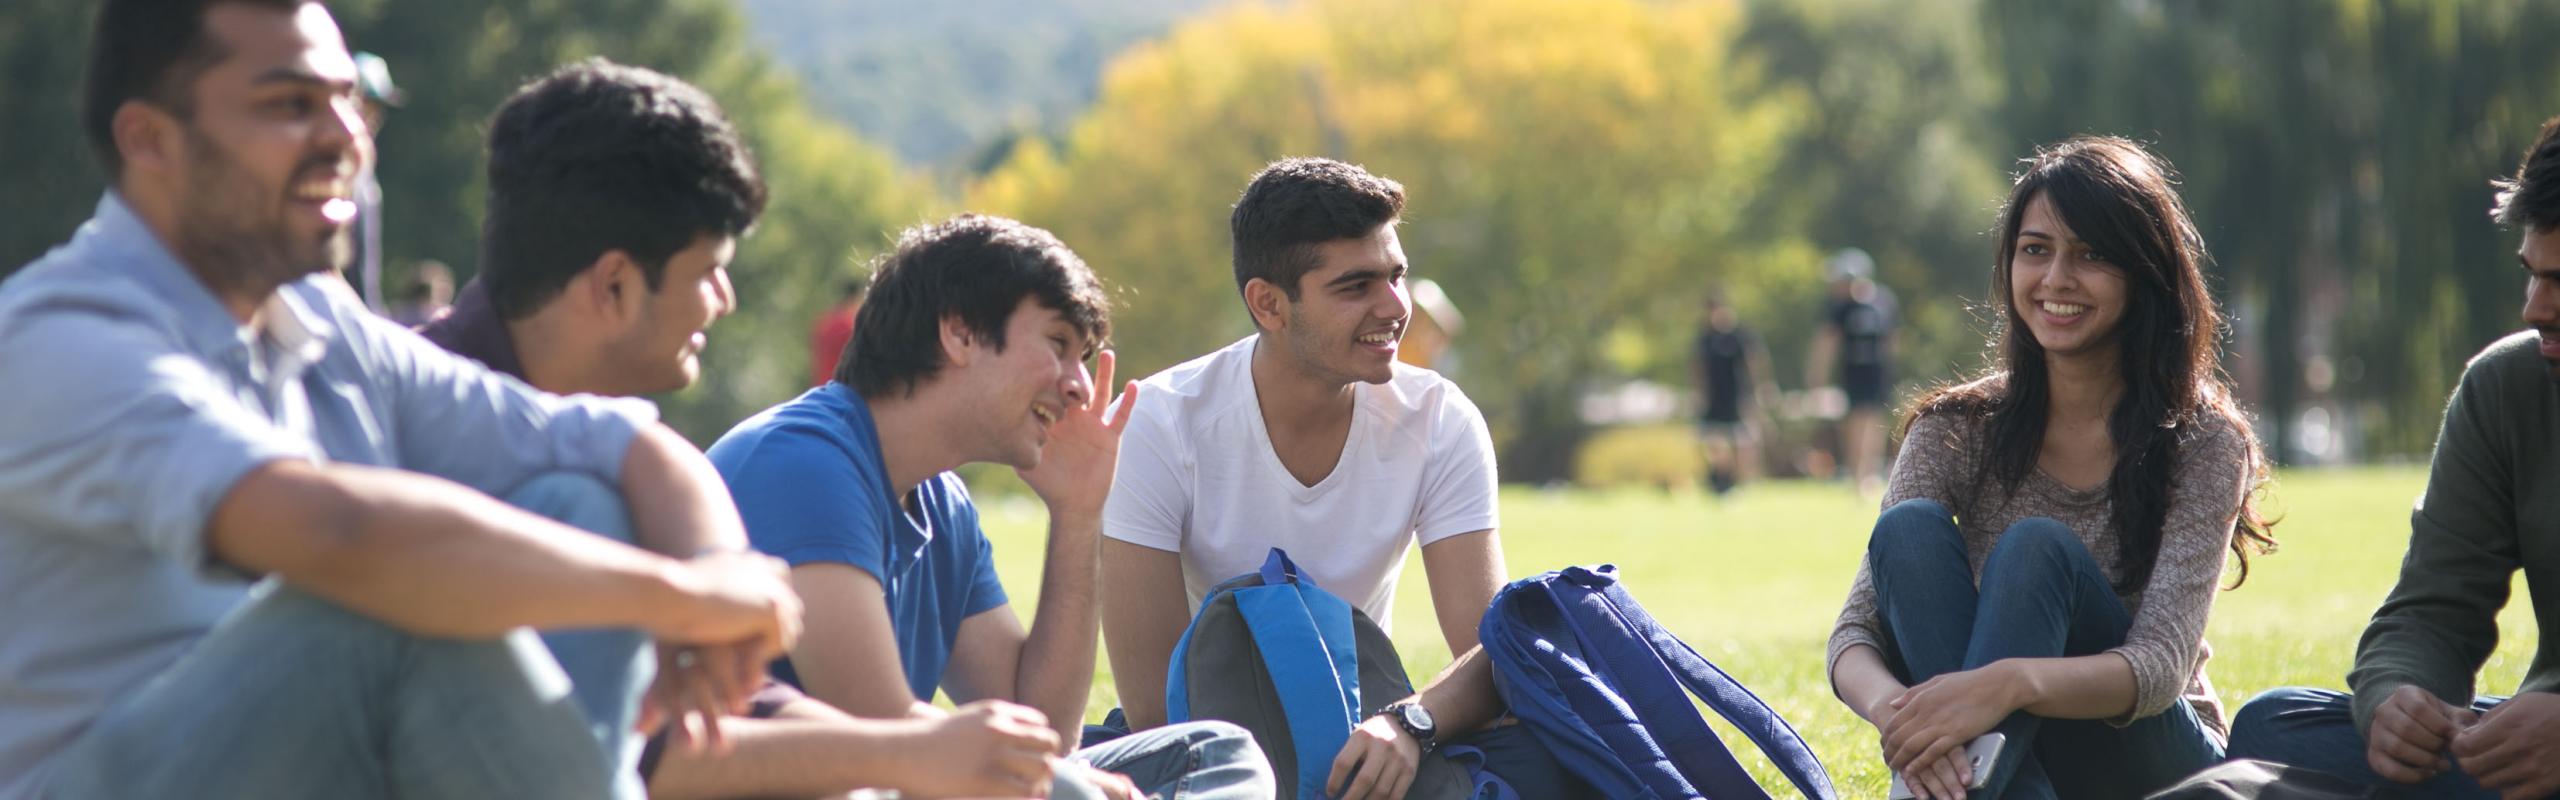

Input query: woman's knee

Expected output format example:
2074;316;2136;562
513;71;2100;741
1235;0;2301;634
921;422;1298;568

1869;499;1961;559
1985;517;2092;573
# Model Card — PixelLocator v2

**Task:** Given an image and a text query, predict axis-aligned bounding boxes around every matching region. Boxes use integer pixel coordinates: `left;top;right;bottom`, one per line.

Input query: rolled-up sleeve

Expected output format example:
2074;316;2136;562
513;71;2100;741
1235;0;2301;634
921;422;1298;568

347;312;656;495
0;307;316;569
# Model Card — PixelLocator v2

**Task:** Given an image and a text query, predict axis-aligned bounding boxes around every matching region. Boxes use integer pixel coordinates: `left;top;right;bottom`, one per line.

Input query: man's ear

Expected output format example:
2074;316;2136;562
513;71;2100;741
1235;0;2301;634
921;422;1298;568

110;102;181;182
938;314;976;368
583;250;648;327
1243;277;1292;332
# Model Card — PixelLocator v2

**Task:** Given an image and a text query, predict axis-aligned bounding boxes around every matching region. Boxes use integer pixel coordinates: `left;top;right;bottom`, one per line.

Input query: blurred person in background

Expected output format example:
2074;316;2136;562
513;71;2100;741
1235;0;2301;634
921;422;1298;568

1808;246;1897;497
385;258;451;326
810;276;865;387
347;50;398;311
1394;276;1463;371
1693;289;1775;496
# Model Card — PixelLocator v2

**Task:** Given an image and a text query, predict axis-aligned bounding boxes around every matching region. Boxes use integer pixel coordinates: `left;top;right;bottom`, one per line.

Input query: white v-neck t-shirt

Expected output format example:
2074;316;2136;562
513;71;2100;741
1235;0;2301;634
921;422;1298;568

1103;335;1499;627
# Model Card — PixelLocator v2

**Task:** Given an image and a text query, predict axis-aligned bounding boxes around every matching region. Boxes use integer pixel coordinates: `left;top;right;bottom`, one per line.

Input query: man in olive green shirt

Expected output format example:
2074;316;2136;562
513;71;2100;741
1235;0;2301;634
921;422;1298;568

2226;116;2560;799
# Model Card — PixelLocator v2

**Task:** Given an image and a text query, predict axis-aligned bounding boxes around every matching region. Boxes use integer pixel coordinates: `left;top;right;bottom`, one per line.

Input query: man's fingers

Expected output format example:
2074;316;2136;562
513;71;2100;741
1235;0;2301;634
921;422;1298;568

2461;736;2526;789
693;647;746;715
998;747;1054;790
636;666;676;734
2377;721;2445;769
2366;726;2437;783
2504;771;2560;800
1108;381;1140;431
1092;350;1117;410
1326;741;1362;796
1340;755;1384;800
678;664;730;753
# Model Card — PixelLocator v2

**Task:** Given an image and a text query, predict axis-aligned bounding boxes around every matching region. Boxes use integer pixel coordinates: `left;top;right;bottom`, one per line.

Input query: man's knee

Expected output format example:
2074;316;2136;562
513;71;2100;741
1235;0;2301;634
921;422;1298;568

2228;687;2353;760
505;471;634;544
1159;719;1257;750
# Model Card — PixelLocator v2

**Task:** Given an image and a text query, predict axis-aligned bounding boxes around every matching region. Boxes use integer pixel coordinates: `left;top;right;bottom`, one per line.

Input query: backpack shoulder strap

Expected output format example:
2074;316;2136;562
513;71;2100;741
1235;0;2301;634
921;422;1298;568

1555;566;1836;800
1481;577;1657;797
1233;549;1365;798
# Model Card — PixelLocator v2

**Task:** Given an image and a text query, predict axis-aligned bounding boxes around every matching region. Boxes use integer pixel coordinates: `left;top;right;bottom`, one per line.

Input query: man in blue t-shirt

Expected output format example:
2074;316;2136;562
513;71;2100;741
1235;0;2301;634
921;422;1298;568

708;215;1272;800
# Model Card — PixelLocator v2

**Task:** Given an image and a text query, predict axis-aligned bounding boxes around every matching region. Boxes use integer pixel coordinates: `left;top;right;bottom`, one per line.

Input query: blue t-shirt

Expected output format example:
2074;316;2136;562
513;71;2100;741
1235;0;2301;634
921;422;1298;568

706;383;1009;701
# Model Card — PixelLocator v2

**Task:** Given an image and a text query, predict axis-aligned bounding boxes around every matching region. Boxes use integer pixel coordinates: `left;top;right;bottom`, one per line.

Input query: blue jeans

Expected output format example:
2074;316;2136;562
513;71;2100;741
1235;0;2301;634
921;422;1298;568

1055;720;1273;800
1866;499;2222;799
2227;686;2509;798
44;472;652;799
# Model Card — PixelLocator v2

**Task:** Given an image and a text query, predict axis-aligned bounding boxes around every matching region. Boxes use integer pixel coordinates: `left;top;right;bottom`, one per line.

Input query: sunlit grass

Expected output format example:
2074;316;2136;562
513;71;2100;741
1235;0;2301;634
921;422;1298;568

979;465;2532;795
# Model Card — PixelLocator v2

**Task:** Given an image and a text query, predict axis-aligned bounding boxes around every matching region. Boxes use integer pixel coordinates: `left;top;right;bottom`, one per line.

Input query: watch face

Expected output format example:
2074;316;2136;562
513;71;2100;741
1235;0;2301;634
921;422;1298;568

1400;702;1434;733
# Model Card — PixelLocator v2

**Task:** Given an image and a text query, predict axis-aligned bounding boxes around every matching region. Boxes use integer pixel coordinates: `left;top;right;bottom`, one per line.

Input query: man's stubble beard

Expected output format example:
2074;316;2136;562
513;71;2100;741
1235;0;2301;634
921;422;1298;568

170;126;351;299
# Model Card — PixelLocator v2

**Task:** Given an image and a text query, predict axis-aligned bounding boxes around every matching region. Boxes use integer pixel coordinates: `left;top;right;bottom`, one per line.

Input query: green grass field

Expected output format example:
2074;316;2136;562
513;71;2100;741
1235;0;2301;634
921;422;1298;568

975;465;2539;795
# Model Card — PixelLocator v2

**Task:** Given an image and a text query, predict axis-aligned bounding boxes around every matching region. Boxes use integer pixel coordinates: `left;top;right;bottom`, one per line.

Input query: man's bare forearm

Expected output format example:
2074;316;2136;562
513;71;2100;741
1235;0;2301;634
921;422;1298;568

620;424;750;557
215;460;699;638
1017;511;1105;749
647;714;926;800
1413;647;1504;740
1100;539;1189;731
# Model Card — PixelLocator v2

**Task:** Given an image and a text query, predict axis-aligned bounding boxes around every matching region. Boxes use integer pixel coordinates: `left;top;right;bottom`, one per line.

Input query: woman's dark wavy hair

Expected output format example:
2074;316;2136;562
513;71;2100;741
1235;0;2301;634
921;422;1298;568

1906;136;2277;589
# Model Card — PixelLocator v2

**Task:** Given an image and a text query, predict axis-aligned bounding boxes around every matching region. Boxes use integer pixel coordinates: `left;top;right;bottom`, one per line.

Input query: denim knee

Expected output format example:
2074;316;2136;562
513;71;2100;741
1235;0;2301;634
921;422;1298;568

1171;719;1256;748
1870;499;1962;560
1983;517;2091;575
2226;687;2343;756
505;471;635;544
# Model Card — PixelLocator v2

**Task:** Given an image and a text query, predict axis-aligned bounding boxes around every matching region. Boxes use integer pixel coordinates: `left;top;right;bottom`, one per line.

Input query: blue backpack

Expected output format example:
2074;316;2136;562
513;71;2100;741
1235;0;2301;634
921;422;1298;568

1165;549;1412;799
1479;565;1837;799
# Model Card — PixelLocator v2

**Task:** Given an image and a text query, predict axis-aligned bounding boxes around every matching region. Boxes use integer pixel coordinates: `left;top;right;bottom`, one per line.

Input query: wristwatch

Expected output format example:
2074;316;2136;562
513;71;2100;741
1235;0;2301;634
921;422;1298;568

1380;700;1437;750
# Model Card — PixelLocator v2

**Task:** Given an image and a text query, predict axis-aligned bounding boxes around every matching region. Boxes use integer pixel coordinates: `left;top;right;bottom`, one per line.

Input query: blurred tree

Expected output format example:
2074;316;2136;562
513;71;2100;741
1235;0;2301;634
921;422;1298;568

736;0;1223;168
0;0;929;444
1980;0;2560;460
0;1;108;274
1733;0;2008;398
970;0;1807;481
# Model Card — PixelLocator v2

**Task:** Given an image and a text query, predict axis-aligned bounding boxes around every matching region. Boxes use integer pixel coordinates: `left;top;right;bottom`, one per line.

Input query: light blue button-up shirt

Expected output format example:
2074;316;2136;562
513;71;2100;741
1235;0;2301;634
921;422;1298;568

0;194;658;797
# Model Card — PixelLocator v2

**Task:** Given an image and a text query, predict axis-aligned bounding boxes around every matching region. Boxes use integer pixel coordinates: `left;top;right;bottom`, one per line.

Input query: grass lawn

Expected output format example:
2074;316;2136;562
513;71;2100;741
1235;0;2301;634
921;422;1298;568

975;465;2538;795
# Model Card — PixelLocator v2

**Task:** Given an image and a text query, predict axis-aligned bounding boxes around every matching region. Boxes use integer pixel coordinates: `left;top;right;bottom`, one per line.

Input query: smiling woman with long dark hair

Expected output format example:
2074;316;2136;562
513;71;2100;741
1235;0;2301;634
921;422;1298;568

1824;136;2277;800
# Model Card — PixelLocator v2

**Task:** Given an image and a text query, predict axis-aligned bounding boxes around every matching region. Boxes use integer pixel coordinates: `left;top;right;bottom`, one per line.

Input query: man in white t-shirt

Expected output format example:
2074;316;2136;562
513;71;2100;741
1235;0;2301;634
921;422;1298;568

1100;158;1515;800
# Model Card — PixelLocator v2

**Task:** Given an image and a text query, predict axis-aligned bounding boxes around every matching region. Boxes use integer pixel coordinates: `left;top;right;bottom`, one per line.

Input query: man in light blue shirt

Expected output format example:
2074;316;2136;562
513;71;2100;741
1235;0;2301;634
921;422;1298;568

0;2;803;797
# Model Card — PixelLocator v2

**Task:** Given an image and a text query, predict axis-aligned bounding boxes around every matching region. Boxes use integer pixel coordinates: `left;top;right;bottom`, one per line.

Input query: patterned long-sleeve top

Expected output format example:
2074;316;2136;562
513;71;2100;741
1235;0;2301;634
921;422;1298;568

1827;382;2255;738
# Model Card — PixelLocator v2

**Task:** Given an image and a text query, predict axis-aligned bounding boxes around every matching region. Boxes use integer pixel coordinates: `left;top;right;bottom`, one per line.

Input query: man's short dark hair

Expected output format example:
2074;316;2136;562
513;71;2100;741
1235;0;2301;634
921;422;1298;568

2492;115;2560;232
480;58;765;319
836;215;1109;399
1229;157;1405;300
82;0;306;178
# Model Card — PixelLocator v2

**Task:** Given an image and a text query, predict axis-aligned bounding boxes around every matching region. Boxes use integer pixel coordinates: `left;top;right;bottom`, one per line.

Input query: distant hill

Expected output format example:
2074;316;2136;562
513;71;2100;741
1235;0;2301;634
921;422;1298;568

737;0;1227;167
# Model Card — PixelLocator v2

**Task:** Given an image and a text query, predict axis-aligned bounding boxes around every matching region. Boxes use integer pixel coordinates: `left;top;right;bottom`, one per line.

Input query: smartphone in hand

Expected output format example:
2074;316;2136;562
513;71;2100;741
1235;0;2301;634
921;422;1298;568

1885;732;2007;800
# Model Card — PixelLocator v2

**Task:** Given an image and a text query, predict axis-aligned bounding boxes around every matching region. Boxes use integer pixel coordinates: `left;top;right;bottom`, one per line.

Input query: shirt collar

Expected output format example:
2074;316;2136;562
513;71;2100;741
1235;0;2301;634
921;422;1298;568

86;192;340;360
415;280;525;379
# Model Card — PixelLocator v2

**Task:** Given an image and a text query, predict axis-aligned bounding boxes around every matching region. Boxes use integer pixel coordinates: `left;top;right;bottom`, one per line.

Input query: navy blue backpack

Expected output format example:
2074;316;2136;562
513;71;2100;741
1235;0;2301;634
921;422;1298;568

1479;565;1837;799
